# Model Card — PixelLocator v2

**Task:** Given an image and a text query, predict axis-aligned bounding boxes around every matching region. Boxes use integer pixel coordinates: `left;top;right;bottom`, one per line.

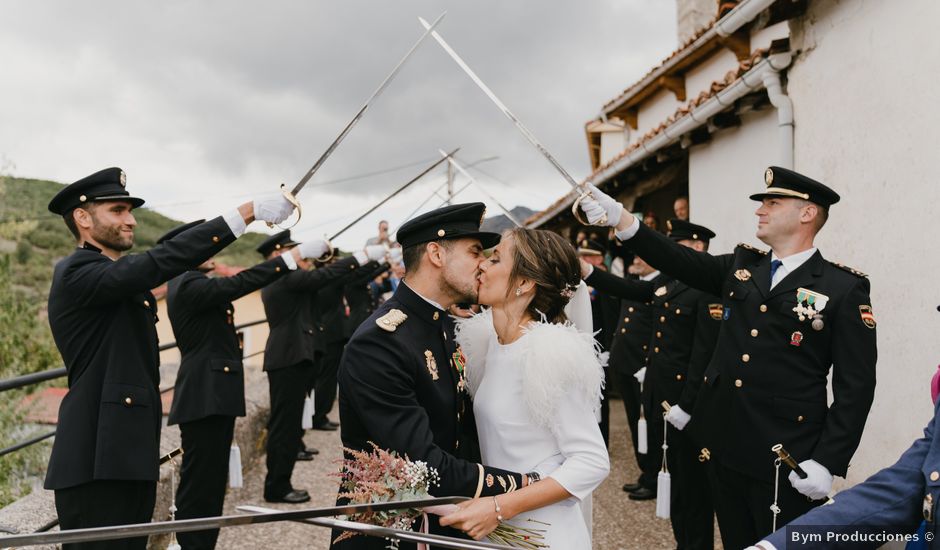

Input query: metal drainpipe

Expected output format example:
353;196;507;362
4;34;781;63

762;69;794;169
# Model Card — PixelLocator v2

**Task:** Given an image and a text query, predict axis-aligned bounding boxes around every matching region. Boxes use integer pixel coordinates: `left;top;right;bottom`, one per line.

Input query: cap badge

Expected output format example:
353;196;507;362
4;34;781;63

424;350;439;380
119;170;127;187
764;168;774;186
734;269;752;282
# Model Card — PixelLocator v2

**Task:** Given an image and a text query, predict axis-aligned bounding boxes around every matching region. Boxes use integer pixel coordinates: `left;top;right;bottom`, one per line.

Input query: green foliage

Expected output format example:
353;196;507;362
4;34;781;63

0;254;58;506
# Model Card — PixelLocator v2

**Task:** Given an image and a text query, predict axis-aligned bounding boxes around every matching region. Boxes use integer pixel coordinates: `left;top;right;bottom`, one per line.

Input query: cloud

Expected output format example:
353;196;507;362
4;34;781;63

0;0;676;248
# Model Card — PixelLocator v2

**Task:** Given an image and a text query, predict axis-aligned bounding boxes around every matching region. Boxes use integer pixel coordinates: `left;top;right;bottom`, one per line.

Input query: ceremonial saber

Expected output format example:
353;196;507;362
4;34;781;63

0;497;470;548
418;17;606;227
269;12;447;228
771;443;808;479
239;505;515;550
326;149;458;242
438;150;522;227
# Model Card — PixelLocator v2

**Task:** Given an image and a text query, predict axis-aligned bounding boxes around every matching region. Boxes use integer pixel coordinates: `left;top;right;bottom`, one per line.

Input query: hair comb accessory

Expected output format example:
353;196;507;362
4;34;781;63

559;283;578;299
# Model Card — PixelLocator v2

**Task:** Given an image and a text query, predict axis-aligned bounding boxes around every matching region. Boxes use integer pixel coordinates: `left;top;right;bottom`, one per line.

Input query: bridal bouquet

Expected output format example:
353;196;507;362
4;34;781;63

334;442;548;549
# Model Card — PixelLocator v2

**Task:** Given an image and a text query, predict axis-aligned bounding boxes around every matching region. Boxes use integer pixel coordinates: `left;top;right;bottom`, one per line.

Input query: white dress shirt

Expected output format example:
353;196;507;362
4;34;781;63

769;248;817;289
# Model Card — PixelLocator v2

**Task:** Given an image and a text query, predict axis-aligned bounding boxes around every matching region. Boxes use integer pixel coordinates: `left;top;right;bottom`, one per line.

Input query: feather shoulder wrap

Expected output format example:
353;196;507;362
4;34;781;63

454;308;607;429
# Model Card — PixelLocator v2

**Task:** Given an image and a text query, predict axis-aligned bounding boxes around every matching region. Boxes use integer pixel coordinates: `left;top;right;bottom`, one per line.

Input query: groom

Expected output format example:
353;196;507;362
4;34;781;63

333;203;533;549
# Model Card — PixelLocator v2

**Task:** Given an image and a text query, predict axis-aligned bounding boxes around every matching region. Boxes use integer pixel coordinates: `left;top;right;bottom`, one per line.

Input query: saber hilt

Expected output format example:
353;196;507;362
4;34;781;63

771;444;807;479
160;447;183;464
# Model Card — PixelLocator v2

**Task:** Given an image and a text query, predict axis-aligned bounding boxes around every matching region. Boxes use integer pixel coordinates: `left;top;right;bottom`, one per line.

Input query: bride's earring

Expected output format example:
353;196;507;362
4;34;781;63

515;288;522;296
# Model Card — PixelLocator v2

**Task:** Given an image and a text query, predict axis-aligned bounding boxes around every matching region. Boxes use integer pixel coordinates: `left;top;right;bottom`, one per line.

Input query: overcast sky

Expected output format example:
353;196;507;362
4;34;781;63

0;1;677;249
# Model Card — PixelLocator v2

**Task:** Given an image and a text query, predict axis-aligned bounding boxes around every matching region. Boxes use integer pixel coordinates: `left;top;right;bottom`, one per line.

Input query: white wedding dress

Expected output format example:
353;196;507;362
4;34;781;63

455;306;609;549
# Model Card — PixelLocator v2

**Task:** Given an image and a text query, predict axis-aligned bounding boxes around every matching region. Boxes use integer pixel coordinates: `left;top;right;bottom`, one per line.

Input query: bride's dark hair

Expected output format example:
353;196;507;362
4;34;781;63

505;227;581;324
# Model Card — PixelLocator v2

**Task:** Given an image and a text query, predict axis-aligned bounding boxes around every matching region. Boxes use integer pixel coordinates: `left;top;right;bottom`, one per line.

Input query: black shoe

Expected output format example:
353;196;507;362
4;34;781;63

628;487;656;501
312;421;338;431
296;450;316;461
305;447;320;455
265;490;311;504
622;482;642;493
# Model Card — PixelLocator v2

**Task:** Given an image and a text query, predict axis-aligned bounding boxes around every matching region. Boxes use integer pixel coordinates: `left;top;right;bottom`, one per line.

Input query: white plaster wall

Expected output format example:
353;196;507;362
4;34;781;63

684;47;741;103
636;88;682;141
788;0;940;486
687;108;780;256
599;129;626;166
749;20;790;52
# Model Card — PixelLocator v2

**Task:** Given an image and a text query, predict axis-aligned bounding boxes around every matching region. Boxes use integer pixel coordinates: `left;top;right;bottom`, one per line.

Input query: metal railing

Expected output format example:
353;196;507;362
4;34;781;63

0;318;268;458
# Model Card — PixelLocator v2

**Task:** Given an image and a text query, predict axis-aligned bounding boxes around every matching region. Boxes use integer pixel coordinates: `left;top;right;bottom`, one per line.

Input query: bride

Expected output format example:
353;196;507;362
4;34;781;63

440;227;610;547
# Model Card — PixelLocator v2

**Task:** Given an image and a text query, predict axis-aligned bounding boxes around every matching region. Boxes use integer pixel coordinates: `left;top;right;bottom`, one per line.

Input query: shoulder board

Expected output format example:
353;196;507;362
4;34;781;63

735;243;767;256
376;308;408;332
829;261;868;278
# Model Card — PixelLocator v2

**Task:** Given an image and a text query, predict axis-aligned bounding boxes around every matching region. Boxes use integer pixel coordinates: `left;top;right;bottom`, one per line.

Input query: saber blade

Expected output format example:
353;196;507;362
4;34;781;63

0;497;469;548
290;11;447;196
419;17;580;192
239;506;515;550
327;148;458;242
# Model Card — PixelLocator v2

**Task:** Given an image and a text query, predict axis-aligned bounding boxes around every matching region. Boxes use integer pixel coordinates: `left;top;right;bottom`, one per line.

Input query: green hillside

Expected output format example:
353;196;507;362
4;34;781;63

0;176;271;299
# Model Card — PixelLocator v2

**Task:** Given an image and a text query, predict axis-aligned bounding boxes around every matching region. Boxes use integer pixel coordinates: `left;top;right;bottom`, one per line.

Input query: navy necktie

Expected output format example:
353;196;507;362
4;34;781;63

770;259;783;287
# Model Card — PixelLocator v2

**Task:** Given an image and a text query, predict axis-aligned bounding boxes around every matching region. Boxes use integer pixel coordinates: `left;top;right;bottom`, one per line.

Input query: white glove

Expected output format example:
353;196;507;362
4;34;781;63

253;195;295;224
578;183;624;227
389;247;403;265
788;459;833;500
665;404;691;431
364;244;387;262
633;366;646;384
298;239;330;259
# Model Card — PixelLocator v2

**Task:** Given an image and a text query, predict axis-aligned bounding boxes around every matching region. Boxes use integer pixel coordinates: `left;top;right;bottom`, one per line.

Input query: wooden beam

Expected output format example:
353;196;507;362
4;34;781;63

719;29;751;61
615;107;638;130
657;74;686;101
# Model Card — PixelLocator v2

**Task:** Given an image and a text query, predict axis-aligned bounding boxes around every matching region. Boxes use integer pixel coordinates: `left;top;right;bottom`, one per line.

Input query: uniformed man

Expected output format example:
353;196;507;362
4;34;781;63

583;255;668;500
579;239;620;448
586;219;722;548
259;231;387;503
343;258;392;340
162;221;329;549
44;167;295;548
332;203;534;550
579;167;878;548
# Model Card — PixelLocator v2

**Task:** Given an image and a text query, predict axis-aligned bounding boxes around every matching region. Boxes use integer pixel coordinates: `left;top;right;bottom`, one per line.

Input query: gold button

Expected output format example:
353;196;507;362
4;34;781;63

437;229;446;237
226;309;232;315
664;302;670;308
223;366;230;373
124;397;133;406
675;308;681;315
433;312;440;321
275;266;281;272
797;415;804;422
931;471;939;482
750;329;759;337
628;307;635;313
729;291;734;297
704;375;708;383
143;300;150;307
742;354;750;362
275;243;282;250
654;347;660;353
624;317;630;323
621;328;626;334
656;331;662;338
660;316;666;322
79;194;87;202
642;345;648;351
212;236;220;243
676;374;683;381
735;379;743;388
760;304;768;313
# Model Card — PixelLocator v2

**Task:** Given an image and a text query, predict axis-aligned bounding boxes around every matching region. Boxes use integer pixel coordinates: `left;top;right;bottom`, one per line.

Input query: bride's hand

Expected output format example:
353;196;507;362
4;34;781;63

438;497;500;540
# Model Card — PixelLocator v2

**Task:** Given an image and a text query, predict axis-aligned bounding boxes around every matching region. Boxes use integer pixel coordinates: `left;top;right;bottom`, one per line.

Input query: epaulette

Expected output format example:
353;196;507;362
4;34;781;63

376;309;408;332
735;243;768;256
830;261;868;278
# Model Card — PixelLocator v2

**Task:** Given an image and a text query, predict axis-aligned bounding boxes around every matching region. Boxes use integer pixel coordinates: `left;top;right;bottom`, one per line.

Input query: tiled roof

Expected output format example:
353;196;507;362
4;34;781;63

525;48;769;227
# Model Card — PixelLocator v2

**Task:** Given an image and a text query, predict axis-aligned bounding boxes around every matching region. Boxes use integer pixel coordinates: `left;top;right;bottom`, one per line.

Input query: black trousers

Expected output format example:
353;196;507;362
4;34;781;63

265;361;315;499
611;368;657;489
671;426;715;549
708;459;822;549
176;415;236;550
312;340;344;426
55;479;157;550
